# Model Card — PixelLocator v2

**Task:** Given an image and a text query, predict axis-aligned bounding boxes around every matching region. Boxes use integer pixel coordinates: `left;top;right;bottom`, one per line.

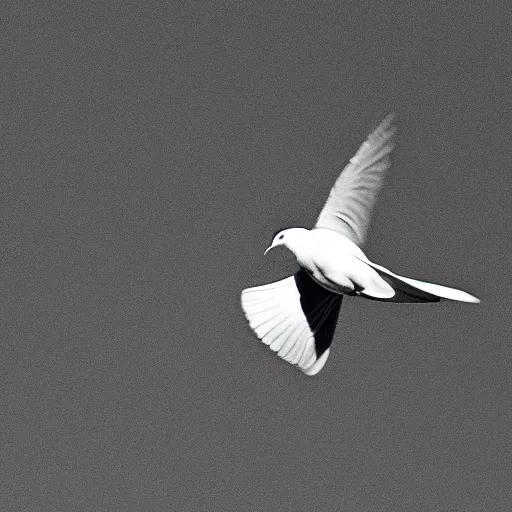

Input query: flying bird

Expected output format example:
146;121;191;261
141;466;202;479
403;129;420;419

240;114;480;376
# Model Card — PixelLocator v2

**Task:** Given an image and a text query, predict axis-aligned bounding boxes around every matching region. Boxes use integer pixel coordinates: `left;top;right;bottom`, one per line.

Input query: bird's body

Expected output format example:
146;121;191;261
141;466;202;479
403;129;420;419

285;228;394;298
240;114;480;376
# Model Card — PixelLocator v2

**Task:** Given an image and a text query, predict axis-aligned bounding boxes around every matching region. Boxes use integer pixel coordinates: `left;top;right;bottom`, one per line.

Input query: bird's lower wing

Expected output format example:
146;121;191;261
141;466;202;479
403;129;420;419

241;270;343;375
361;260;480;303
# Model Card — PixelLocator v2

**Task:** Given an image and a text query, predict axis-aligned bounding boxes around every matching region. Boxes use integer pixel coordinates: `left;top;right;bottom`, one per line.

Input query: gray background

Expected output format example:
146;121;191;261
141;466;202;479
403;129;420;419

1;1;511;511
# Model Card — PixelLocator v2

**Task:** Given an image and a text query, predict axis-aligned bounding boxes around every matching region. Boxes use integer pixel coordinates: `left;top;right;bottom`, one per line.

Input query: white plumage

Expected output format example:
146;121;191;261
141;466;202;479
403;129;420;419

241;114;480;376
242;275;341;375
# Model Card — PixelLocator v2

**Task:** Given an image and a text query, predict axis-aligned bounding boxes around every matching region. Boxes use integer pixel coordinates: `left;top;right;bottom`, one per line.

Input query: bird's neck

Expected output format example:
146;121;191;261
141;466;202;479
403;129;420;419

285;229;312;265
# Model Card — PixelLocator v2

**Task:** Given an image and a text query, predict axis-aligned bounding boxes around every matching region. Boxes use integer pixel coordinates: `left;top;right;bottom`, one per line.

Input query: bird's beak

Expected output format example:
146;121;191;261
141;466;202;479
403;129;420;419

264;245;273;255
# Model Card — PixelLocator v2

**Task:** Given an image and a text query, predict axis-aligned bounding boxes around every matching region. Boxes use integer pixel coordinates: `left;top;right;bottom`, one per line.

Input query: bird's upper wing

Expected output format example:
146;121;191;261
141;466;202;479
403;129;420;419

315;114;397;247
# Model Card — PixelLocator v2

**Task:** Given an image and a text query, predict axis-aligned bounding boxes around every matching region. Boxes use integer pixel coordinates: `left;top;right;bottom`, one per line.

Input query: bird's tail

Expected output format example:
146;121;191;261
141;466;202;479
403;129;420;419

362;261;480;303
241;270;343;375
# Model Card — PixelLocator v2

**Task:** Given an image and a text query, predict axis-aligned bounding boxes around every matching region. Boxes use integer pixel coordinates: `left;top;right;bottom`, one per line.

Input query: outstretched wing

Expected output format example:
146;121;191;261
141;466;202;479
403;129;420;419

315;114;397;247
241;270;343;376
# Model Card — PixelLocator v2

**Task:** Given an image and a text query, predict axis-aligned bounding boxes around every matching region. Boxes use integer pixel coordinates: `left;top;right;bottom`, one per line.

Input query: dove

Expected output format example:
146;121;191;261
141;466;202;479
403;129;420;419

240;114;480;376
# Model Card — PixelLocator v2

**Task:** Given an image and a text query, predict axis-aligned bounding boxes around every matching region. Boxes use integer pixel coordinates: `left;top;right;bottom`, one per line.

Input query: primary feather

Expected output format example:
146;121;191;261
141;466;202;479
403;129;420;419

315;114;396;247
241;270;342;375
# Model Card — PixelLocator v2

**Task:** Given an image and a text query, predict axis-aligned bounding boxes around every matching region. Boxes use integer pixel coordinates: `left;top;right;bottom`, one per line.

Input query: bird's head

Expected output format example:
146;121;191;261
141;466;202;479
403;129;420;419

264;227;309;255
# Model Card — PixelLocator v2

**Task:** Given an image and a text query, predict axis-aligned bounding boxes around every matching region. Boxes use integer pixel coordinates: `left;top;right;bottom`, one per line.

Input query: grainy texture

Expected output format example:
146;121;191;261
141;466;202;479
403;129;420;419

1;1;511;511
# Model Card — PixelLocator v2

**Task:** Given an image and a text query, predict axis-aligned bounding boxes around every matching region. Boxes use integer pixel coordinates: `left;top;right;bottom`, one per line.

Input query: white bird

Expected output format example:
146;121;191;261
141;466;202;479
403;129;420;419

240;114;480;376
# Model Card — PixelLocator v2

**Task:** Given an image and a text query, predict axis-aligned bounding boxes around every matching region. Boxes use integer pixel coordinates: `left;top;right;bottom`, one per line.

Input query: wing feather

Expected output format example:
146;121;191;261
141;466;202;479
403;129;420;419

315;114;397;246
241;270;343;375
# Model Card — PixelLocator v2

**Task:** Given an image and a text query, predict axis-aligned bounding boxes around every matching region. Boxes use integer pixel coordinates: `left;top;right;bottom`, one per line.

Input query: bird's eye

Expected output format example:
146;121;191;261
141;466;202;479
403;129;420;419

278;234;284;240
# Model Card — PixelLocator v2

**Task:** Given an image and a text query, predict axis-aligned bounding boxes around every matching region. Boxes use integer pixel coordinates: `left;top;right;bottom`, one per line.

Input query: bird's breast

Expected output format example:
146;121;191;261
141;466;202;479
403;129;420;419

300;257;355;295
293;230;362;294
